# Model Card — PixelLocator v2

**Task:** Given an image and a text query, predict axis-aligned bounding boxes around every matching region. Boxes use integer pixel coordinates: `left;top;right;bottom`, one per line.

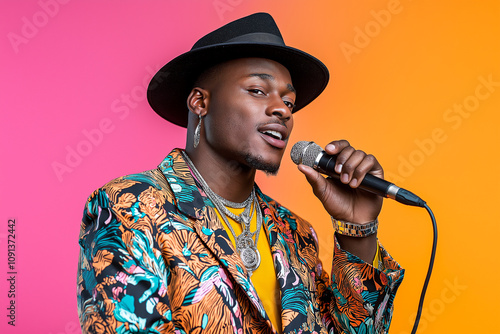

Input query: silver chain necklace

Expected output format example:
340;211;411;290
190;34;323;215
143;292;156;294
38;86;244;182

181;151;262;276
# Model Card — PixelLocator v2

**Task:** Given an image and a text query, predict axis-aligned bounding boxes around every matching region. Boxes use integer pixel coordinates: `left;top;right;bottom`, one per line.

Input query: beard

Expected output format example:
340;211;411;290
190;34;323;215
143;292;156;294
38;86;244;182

244;153;280;175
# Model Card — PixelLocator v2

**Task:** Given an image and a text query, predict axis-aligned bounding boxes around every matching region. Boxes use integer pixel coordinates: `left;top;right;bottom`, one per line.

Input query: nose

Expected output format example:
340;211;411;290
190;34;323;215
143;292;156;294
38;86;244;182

266;96;292;122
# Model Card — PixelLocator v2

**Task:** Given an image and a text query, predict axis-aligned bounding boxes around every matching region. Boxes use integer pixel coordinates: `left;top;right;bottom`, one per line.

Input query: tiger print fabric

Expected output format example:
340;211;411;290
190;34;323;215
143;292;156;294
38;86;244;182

77;149;404;333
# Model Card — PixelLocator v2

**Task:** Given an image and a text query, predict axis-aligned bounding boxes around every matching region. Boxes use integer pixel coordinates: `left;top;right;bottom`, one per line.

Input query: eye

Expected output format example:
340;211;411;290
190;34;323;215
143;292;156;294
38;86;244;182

248;88;266;95
283;100;296;110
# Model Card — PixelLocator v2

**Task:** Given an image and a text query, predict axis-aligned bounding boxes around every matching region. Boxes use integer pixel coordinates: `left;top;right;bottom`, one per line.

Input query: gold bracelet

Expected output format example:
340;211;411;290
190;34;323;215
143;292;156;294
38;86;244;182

332;217;379;237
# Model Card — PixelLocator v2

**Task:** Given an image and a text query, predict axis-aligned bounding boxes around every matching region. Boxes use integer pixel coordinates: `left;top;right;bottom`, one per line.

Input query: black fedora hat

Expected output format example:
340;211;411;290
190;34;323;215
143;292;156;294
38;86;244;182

147;12;329;128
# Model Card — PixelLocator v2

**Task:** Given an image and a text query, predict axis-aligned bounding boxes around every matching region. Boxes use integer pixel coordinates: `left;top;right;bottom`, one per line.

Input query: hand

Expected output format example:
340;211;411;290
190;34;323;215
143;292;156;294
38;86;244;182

297;140;384;224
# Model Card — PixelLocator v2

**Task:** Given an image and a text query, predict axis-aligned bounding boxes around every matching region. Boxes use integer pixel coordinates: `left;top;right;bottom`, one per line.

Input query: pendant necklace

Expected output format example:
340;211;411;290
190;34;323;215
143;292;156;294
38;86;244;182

182;151;262;276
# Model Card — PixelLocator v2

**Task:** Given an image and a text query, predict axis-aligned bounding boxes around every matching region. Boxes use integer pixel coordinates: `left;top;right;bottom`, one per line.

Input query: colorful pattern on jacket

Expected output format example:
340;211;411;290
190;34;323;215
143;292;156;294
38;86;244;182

77;149;404;333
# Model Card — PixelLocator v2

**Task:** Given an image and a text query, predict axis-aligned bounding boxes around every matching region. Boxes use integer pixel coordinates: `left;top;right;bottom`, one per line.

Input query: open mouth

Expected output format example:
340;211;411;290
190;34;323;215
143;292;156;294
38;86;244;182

260;130;283;140
257;122;288;149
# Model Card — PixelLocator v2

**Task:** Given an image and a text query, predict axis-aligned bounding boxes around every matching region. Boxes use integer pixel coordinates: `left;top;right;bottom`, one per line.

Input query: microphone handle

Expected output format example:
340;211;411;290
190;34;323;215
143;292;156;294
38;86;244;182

316;152;426;207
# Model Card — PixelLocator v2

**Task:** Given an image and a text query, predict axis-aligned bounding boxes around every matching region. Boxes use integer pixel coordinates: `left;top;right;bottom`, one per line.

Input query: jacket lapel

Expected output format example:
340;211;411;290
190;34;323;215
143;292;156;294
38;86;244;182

157;149;270;324
256;187;319;333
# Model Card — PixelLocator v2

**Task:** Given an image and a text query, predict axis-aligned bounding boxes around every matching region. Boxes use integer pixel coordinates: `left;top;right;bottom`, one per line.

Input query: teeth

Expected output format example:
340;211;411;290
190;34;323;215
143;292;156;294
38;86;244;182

263;130;282;140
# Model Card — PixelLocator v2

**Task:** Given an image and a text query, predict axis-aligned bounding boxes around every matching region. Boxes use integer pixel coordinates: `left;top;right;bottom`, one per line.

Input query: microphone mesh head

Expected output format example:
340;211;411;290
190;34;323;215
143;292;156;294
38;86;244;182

290;141;323;167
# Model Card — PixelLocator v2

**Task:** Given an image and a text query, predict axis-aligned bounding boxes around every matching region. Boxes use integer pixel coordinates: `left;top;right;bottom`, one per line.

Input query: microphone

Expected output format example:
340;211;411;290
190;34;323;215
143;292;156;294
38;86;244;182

290;141;426;207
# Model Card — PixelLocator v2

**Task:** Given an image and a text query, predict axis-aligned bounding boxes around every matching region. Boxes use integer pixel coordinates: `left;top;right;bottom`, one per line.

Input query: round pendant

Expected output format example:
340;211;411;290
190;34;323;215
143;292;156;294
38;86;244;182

239;246;261;271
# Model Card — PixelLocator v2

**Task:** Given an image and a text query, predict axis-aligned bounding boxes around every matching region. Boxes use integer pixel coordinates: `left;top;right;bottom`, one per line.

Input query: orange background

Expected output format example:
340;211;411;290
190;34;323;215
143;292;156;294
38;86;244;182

250;1;500;333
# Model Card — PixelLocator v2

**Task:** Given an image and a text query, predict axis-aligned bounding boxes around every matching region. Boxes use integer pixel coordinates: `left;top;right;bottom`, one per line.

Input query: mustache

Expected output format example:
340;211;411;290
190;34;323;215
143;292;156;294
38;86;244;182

258;119;288;128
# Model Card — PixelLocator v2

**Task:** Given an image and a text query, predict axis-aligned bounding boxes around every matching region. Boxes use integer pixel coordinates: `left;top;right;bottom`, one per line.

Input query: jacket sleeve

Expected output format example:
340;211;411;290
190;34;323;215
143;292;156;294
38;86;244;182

316;233;405;333
77;188;174;333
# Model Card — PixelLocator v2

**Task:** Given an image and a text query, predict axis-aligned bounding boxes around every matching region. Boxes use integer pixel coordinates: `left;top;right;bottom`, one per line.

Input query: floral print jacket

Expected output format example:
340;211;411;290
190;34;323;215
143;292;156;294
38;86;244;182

77;149;404;334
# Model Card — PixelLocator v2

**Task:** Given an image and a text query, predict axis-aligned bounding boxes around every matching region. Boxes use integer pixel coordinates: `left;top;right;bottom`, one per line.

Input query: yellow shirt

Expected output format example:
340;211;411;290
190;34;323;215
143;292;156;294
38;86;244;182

215;205;283;332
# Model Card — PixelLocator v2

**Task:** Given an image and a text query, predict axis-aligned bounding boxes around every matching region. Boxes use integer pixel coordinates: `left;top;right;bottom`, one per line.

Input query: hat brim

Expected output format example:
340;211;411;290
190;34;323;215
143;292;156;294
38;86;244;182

147;42;329;128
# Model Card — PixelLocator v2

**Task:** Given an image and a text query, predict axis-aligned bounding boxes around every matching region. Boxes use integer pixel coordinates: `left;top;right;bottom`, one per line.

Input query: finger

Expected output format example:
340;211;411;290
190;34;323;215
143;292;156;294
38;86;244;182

353;154;384;183
324;140;350;156
332;145;356;175
338;150;367;186
297;164;329;201
349;154;384;188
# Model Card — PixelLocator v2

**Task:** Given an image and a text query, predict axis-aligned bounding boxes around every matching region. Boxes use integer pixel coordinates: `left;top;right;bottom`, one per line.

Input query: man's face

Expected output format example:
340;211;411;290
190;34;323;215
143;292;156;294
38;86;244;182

200;58;296;174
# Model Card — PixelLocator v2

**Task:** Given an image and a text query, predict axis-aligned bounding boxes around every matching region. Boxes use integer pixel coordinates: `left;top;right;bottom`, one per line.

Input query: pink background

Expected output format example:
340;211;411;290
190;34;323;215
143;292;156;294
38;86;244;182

1;1;244;332
1;1;499;333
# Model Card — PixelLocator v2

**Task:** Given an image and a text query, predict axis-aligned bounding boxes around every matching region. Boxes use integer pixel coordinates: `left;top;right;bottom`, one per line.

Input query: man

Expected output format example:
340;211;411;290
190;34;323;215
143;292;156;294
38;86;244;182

77;13;404;334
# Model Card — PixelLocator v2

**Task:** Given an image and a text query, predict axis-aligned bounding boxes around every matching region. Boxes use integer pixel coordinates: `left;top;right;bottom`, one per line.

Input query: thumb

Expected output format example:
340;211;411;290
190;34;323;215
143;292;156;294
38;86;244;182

297;164;329;201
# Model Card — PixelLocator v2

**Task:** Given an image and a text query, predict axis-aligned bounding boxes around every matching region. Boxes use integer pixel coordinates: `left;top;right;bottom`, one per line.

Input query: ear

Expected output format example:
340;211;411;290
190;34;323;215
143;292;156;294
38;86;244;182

187;87;209;117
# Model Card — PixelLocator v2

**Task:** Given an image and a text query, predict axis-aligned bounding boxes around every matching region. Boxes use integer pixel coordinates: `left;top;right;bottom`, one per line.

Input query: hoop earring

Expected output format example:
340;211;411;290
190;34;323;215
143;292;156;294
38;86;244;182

194;114;202;148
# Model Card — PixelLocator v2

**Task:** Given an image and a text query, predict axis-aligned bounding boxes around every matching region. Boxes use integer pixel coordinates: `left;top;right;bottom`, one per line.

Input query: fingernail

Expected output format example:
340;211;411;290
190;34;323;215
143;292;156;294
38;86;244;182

335;163;342;174
341;173;349;183
298;164;310;172
350;178;358;187
326;144;335;152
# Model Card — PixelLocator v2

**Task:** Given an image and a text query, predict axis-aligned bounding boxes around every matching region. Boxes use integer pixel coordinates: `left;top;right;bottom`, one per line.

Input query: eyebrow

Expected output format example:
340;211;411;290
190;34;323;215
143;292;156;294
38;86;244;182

248;73;296;93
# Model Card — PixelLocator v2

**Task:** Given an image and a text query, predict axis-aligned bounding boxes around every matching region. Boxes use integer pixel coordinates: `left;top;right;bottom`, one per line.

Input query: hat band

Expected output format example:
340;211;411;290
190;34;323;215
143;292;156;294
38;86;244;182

225;32;285;46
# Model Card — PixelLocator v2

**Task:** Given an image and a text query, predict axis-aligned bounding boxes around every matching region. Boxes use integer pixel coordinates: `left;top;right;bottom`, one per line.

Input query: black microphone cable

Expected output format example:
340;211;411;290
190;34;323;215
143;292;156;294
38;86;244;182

411;202;437;334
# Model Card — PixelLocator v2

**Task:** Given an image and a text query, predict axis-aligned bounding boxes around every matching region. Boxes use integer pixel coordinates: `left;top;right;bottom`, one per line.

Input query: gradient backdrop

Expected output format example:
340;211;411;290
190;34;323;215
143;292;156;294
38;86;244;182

1;1;499;333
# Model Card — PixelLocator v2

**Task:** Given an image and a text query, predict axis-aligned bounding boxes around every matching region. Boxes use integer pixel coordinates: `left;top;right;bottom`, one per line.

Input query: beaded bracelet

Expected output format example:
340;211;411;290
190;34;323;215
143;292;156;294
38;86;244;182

331;217;379;237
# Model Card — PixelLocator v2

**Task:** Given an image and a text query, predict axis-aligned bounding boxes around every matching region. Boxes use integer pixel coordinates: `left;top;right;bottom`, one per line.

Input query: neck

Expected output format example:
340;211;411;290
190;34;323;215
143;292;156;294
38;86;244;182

184;146;256;203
